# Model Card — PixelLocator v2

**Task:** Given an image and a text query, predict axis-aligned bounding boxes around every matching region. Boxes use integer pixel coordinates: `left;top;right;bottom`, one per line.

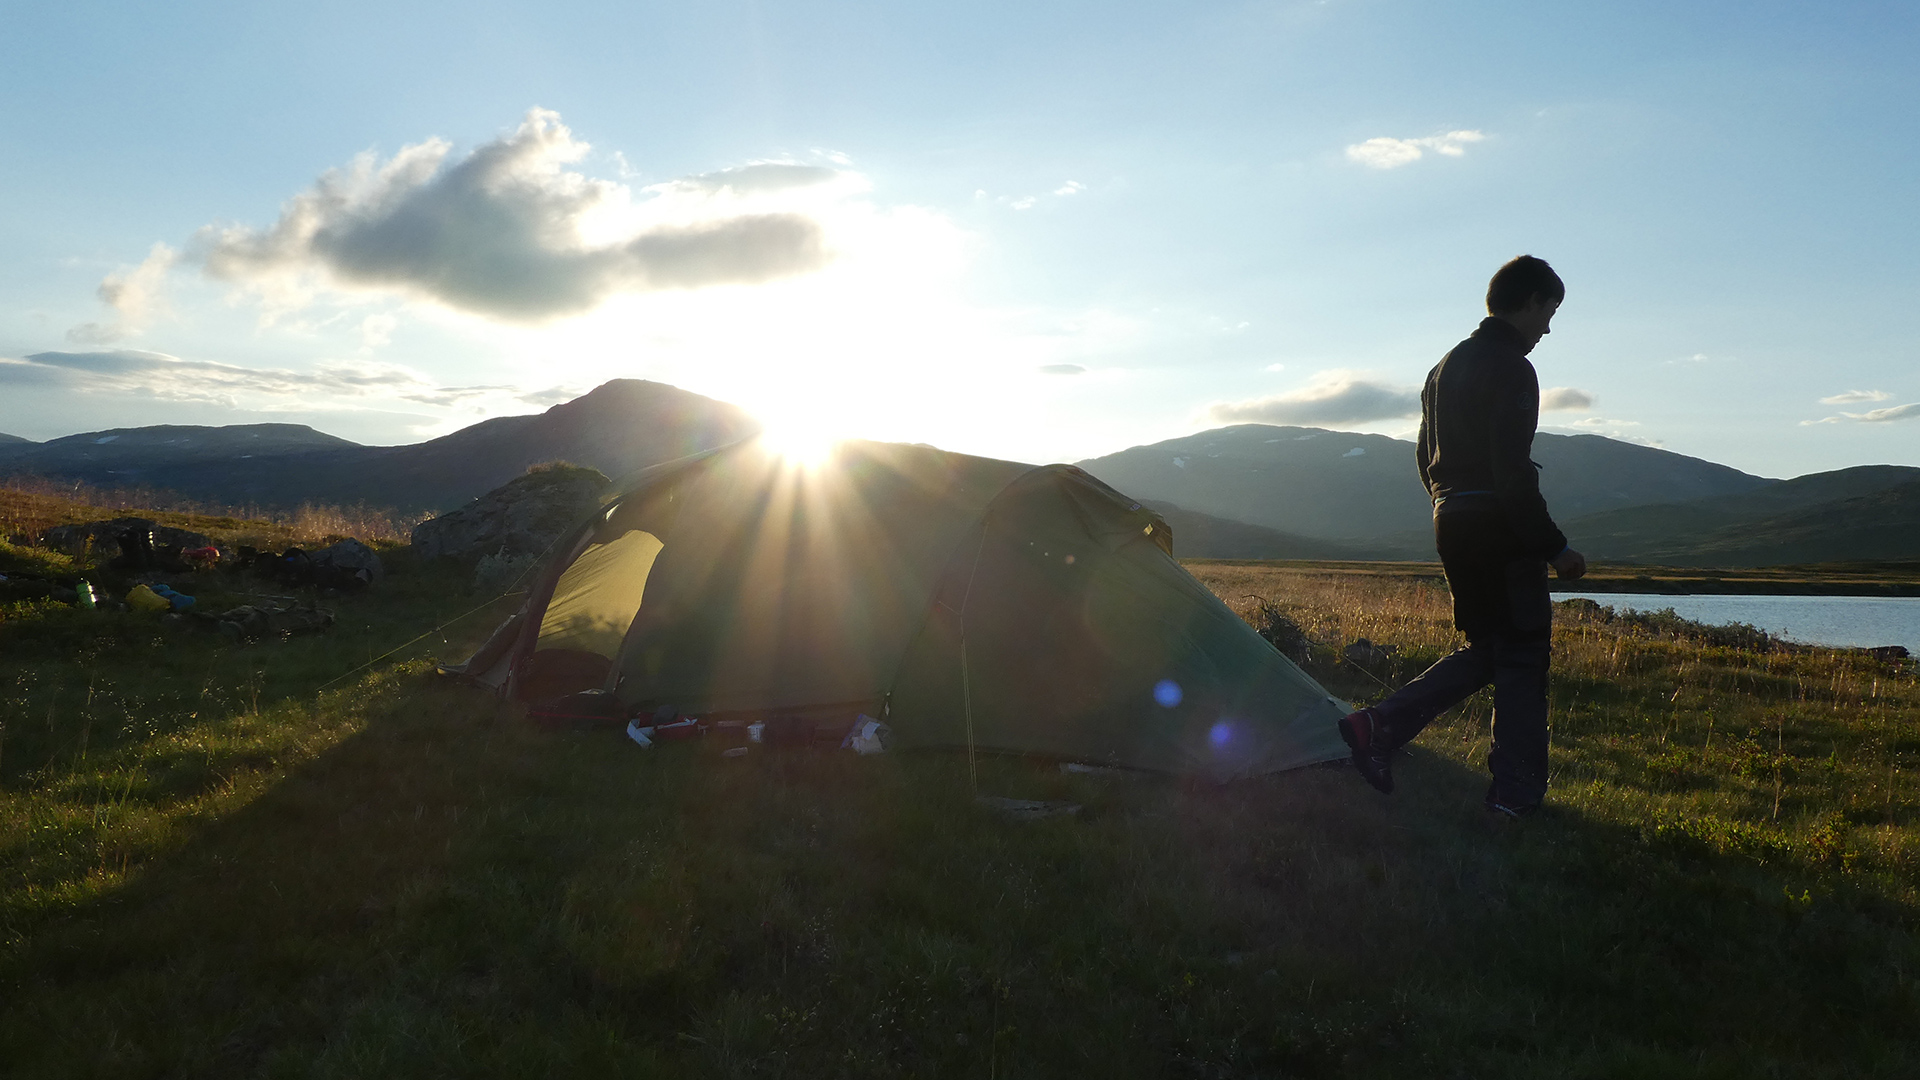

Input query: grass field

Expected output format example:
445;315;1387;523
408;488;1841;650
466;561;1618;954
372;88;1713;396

2;494;1916;1077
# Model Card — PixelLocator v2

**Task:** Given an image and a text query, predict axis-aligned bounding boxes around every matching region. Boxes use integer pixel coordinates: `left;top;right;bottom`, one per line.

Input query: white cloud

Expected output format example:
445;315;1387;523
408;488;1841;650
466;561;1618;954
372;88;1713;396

1038;363;1086;375
1208;370;1421;426
1540;386;1594;411
1804;401;1912;422
1344;130;1486;170
1819;389;1891;405
1853;403;1920;422
2;349;432;407
67;243;179;343
1053;181;1085;196
1010;196;1037;210
186;108;840;322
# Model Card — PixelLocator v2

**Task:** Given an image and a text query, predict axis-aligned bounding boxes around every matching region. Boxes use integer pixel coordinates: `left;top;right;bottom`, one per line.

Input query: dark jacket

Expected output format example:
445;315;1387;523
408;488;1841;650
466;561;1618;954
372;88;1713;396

1416;317;1568;558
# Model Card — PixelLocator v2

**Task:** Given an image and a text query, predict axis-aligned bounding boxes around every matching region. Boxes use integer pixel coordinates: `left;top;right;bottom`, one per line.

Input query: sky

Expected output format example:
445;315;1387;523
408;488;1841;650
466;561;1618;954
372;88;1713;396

2;0;1915;479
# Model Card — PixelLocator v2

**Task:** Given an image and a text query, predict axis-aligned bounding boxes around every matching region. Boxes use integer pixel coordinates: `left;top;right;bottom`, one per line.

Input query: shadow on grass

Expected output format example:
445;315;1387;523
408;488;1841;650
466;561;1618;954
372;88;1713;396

3;673;1916;1078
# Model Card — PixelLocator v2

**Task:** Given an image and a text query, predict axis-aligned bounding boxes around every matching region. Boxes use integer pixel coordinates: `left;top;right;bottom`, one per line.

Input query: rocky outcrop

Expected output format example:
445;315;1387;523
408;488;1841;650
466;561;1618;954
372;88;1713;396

410;463;611;561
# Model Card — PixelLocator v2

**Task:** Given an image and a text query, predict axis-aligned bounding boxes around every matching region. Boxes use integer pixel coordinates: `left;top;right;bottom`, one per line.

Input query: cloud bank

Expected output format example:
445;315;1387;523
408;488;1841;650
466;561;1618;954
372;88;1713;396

0;349;555;412
1209;371;1421;426
1540;386;1594;411
1805;401;1920;424
1345;130;1486;170
189;109;836;321
1819;389;1891;405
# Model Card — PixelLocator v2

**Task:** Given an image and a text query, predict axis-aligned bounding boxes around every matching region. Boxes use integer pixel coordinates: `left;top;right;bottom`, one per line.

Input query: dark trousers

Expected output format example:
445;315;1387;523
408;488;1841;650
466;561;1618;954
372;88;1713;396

1370;507;1553;804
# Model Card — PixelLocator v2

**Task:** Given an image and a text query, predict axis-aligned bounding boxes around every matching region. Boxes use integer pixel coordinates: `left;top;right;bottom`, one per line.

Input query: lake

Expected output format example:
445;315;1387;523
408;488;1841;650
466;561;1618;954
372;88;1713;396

1553;592;1920;652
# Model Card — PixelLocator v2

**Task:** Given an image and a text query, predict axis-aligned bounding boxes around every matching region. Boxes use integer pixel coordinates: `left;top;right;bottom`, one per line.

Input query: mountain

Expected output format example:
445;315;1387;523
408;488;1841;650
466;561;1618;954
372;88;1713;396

1564;465;1920;561
0;432;31;445
1076;425;1772;549
0;380;757;514
1140;501;1381;561
0;423;356;475
1564;471;1920;566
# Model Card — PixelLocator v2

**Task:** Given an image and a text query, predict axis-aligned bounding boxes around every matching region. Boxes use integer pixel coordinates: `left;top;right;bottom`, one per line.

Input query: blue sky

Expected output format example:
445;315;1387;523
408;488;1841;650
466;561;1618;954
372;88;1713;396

2;0;1914;478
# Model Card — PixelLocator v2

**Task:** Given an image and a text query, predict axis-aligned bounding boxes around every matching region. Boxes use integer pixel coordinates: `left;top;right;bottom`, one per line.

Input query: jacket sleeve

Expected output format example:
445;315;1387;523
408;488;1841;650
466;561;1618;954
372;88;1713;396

1487;358;1568;558
1416;375;1436;496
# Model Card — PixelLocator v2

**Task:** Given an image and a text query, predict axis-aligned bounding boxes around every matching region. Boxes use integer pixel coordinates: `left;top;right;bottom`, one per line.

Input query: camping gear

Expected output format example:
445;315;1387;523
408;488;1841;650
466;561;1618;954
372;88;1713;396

75;581;96;610
445;437;1348;779
126;584;171;613
842;715;891;755
181;545;220;568
150;583;195;610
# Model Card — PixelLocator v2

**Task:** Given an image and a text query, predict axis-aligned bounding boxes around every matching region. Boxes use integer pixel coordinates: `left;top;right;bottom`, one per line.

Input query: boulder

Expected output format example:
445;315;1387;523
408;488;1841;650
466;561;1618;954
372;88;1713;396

411;463;611;561
310;537;384;582
41;517;215;555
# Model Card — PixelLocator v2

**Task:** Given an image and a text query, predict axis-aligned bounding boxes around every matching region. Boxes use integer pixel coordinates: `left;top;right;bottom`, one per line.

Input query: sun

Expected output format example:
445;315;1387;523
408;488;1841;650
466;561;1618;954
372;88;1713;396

758;417;839;468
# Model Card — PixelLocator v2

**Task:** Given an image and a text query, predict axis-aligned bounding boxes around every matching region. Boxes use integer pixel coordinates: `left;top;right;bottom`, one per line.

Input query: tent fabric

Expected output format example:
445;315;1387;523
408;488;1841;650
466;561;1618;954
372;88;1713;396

459;436;1348;778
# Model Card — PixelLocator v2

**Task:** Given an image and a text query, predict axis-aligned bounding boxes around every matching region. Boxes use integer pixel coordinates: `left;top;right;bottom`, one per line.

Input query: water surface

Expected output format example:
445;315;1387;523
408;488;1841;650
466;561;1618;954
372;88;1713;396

1553;592;1920;651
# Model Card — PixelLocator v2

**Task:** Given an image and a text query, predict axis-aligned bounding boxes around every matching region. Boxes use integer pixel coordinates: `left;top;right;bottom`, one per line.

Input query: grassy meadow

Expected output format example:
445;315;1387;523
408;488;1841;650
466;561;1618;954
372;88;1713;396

1;490;1916;1077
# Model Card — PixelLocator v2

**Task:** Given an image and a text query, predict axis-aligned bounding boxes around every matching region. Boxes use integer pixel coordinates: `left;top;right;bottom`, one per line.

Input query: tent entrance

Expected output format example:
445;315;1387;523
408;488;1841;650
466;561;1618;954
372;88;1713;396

521;529;664;699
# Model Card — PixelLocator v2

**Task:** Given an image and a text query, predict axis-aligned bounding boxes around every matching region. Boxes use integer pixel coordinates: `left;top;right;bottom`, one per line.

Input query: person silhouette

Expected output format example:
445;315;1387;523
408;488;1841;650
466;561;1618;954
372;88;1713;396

1337;255;1587;816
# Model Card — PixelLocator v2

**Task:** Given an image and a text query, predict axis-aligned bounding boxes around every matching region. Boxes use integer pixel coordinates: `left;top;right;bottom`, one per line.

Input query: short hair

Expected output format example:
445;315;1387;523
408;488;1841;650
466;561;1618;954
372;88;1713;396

1486;255;1564;314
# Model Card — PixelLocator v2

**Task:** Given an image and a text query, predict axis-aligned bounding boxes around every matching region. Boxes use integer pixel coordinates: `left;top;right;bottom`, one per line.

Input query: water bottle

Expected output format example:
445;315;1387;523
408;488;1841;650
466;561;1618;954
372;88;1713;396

76;581;97;610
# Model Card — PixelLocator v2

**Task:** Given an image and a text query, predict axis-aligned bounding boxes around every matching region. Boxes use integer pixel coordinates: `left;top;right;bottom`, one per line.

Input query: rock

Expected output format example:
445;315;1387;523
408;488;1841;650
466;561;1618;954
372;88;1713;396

1342;638;1399;668
410;463;611;561
310;537;384;582
41;517;215;556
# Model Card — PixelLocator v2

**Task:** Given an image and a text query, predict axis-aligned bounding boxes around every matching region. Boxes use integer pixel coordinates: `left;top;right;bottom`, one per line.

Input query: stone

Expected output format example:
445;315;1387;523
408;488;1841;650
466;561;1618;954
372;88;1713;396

310;537;384;581
410;463;611;561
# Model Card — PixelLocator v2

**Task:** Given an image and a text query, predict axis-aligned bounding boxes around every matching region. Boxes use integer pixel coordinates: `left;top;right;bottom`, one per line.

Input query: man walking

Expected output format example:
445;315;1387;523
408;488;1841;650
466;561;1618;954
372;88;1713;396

1338;255;1585;817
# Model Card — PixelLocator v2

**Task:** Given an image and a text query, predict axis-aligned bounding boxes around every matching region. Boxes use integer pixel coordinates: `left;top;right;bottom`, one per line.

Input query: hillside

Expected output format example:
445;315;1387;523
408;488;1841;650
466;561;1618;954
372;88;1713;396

1077;425;1772;545
1611;478;1920;566
1141;500;1381;560
0;432;30;445
0;380;757;514
1564;464;1920;562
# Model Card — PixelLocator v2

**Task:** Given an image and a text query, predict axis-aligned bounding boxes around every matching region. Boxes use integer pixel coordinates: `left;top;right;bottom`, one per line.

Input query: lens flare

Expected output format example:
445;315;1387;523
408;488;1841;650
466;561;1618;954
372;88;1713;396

1153;679;1183;708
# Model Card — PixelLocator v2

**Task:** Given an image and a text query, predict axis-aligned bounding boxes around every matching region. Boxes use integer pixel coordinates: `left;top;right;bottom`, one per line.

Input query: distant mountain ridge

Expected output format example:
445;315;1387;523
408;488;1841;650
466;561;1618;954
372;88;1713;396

1078;425;1920;566
0;380;757;514
1075;425;1774;551
0;423;355;474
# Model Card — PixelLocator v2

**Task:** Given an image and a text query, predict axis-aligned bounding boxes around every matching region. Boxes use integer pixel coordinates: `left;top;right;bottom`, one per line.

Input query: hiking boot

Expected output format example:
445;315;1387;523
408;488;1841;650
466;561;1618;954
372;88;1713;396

1337;708;1394;794
1483;782;1540;819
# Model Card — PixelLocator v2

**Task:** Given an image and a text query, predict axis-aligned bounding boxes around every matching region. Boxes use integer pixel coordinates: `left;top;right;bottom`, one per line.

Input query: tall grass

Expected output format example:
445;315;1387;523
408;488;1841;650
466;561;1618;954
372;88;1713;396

1;475;421;547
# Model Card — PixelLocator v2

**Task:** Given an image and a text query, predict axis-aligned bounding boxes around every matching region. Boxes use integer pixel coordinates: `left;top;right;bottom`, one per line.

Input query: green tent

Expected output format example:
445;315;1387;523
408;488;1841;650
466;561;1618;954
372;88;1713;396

453;437;1347;778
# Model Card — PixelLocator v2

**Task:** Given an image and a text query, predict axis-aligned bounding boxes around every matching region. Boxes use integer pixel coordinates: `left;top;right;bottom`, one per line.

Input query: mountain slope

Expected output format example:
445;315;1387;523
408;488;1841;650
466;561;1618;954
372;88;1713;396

1140;501;1381;561
1616;479;1920;566
1564;465;1920;561
1077;425;1772;545
0;432;31;445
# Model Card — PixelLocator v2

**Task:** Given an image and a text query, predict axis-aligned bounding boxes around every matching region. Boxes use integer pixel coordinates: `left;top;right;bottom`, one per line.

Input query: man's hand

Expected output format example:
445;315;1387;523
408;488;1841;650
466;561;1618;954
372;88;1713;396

1551;547;1587;581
